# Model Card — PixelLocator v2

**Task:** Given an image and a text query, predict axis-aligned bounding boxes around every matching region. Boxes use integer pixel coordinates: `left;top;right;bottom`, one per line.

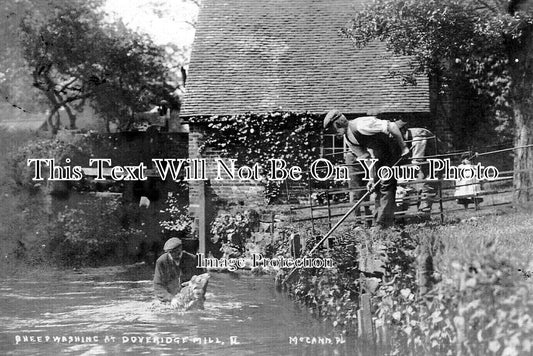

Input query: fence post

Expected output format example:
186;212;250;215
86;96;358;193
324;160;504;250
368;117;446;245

285;179;290;203
358;243;376;343
326;187;332;230
358;293;374;342
291;233;301;258
198;180;208;256
438;179;445;224
417;237;434;296
271;212;275;247
307;174;315;235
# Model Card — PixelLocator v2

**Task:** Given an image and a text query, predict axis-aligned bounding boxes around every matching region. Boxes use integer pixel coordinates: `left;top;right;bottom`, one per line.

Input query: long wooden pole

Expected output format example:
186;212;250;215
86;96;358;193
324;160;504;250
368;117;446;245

282;154;407;285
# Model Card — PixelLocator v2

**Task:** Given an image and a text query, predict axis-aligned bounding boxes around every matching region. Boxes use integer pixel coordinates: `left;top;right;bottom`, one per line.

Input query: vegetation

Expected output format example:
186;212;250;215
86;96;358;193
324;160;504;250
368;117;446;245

8;138;81;193
210;211;256;258
1;0;184;133
276;210;533;355
193;111;322;166
44;198;146;267
0;0;61;113
19;1;176;133
274;226;363;329
159;187;194;240
343;0;533;204
0;128;40;270
2;131;149;269
191;111;324;202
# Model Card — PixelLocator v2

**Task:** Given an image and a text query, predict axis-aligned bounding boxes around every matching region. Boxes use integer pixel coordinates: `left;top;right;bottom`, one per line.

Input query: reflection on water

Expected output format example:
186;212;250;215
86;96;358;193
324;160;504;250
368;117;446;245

0;264;359;355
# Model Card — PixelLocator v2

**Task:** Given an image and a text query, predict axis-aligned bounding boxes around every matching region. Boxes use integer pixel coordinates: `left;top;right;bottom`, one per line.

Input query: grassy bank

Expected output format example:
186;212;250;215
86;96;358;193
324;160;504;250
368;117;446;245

277;208;533;355
434;210;533;269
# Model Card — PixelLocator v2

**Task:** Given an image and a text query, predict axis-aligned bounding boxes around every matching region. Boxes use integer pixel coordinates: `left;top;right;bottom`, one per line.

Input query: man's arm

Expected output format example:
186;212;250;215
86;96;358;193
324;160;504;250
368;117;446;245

180;253;201;283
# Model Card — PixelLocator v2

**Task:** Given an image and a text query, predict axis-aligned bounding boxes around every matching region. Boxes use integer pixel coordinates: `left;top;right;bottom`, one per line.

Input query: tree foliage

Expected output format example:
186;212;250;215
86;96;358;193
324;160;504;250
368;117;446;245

0;0;72;112
17;0;177;132
344;0;533;203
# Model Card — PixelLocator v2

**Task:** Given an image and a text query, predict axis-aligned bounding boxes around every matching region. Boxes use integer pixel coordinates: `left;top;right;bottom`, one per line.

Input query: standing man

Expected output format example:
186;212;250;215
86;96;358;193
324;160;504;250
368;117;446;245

324;109;409;228
395;121;436;213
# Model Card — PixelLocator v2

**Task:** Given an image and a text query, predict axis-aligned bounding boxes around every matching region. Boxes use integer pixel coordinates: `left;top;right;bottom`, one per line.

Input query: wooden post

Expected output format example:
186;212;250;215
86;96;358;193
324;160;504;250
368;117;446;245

291;233;301;258
358;293;374;341
307;174;315;235
358;243;375;343
439;180;445;224
417;239;434;296
326;187;332;229
434;136;445;224
198;180;207;256
270;212;275;247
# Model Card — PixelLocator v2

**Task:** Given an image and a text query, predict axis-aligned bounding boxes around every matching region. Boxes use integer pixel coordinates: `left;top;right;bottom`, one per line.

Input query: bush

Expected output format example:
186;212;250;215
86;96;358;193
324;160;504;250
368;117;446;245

276;226;368;331
159;189;193;239
375;242;533;356
8;138;79;192
277;217;533;355
0;129;48;270
45;197;146;266
210;211;256;257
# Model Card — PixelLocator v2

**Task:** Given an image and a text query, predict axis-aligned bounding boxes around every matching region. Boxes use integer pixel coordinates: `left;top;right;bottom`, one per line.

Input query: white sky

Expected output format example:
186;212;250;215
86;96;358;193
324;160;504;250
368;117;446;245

102;0;200;65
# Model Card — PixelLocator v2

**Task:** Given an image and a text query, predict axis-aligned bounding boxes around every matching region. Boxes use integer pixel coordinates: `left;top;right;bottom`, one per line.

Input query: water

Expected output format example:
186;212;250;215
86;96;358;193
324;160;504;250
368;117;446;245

0;264;356;355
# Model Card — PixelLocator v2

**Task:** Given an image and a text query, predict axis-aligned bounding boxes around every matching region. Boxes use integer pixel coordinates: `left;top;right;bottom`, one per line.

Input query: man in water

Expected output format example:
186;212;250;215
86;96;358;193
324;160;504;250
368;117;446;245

153;237;194;307
324;109;409;228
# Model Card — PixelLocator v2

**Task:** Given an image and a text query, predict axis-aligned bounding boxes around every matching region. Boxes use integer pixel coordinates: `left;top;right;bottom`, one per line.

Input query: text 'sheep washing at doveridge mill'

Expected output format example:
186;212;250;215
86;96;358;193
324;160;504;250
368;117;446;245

27;157;501;182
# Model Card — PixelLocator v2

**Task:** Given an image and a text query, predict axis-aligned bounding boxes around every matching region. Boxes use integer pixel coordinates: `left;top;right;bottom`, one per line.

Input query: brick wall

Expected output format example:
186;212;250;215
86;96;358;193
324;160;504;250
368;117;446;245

188;124;265;217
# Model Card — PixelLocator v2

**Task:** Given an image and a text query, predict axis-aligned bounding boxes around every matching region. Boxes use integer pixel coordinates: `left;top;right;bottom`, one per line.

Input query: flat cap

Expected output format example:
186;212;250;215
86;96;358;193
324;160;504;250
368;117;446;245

323;109;345;129
164;237;182;251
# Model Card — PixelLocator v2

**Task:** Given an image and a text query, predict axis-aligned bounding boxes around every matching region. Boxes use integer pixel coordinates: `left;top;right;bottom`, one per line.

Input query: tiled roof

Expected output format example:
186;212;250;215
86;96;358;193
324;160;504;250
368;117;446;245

182;0;430;117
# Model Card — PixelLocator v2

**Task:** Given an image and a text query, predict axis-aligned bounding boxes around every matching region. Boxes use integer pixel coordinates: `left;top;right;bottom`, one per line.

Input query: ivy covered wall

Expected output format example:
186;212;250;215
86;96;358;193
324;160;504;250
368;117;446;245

188;111;324;211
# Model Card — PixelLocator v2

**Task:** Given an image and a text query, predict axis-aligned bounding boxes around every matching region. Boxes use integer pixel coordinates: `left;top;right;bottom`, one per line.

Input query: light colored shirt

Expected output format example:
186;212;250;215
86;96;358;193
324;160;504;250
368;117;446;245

345;116;390;159
351;116;390;136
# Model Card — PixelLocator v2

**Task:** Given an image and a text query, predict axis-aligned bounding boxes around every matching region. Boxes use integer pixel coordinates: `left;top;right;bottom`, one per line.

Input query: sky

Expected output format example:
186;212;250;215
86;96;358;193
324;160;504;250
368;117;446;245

102;0;200;65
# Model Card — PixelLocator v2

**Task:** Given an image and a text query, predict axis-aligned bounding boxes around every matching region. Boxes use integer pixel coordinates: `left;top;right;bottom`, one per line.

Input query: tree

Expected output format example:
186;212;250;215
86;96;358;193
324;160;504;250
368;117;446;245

344;0;533;204
0;0;69;113
18;1;178;133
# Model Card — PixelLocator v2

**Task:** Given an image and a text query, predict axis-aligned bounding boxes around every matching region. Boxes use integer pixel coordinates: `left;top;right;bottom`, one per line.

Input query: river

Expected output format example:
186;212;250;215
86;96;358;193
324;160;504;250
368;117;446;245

0;264;359;355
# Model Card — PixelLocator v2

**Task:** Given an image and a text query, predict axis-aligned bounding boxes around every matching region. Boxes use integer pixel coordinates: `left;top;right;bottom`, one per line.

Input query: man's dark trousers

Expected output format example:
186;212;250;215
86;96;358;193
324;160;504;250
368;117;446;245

366;134;401;228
